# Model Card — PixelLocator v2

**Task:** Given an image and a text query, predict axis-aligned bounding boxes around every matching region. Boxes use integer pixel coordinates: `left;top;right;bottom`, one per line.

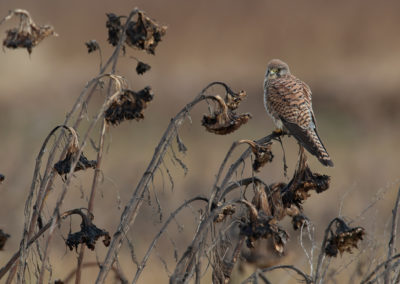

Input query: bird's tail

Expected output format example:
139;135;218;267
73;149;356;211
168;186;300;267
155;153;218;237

281;119;334;167
307;128;334;167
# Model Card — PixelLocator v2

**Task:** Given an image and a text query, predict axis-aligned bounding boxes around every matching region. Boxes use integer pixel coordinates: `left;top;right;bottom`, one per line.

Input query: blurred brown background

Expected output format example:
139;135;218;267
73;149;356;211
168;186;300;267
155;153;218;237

0;0;399;283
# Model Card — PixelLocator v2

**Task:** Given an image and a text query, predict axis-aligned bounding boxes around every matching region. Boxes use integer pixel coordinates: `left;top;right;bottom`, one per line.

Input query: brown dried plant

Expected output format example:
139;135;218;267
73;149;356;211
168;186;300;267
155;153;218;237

1;9;57;54
1;6;395;284
202;89;252;135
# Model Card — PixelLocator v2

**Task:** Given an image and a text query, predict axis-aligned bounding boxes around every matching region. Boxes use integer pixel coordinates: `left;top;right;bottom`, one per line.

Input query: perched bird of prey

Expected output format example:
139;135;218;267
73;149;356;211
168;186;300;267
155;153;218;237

263;59;334;167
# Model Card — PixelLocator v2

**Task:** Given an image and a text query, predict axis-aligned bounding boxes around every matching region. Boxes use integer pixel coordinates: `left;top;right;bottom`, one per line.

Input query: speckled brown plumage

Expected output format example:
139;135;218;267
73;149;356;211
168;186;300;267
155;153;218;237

264;59;333;167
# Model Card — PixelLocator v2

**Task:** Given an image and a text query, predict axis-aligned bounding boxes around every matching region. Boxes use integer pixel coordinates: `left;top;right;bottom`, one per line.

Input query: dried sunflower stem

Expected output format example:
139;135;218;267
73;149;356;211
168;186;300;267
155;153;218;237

0;210;83;279
63;262;128;284
384;186;400;284
361;254;400;284
75;121;107;284
132;196;208;283
95;82;230;283
314;217;342;284
14;36;127;284
37;86;122;283
170;135;281;283
241;265;312;284
10;9;139;283
75;76;126;284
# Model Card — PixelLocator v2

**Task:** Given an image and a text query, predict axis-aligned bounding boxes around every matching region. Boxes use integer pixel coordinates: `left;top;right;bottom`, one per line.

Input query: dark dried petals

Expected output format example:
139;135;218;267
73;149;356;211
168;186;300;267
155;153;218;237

125;12;167;54
66;221;110;251
106;13;122;46
105;87;154;125
136;61;151;75
325;219;365;257
3;25;56;54
0;229;10;250
54;152;97;177
85;40;100;53
202;113;251;135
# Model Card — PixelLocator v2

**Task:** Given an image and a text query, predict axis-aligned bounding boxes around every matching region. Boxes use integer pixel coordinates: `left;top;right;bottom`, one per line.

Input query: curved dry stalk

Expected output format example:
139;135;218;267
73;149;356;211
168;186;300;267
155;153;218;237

0;209;87;279
213;131;284;204
12;10;139;283
62;262;128;284
95;81;239;283
241;265;312;284
313;217;341;283
132;196;208;283
361;254;400;284
170;133;283;283
37;86;125;283
384;186;400;283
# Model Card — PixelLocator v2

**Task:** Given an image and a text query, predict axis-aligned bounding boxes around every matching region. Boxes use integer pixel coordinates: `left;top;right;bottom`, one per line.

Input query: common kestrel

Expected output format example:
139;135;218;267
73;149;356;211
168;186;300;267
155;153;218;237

263;59;334;167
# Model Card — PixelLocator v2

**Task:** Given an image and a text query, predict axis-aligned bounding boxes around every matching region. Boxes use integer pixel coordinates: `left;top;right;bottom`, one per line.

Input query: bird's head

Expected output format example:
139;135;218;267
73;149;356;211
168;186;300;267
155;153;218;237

265;59;290;79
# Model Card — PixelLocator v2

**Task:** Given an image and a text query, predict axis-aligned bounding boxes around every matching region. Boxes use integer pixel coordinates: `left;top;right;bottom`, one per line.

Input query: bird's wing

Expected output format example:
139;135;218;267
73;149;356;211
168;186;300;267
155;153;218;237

268;75;333;166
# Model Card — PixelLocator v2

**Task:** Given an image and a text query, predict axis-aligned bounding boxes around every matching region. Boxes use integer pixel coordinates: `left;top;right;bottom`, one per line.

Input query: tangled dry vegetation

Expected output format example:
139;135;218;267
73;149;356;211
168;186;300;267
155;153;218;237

0;7;399;284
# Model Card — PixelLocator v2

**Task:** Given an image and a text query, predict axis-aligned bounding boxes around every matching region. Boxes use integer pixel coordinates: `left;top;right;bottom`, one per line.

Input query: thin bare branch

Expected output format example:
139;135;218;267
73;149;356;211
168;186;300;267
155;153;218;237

133;196;208;283
241;265;312;284
96;81;240;283
384;186;400;284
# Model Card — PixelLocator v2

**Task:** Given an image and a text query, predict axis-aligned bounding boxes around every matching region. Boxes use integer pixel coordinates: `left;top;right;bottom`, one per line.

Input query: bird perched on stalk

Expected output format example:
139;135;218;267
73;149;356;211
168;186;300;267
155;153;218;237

263;59;334;167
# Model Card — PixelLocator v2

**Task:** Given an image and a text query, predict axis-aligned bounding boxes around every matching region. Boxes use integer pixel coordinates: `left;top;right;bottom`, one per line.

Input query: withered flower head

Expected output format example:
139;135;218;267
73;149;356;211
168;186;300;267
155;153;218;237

85;39;100;53
283;163;330;208
239;200;289;254
136;61;151;75
202;94;251;135
125;11;167;54
54;152;97;178
66;210;111;251
106;11;167;54
324;218;365;257
52;126;96;179
105;86;153;125
239;140;274;172
2;9;57;54
0;229;10;250
106;13;122;46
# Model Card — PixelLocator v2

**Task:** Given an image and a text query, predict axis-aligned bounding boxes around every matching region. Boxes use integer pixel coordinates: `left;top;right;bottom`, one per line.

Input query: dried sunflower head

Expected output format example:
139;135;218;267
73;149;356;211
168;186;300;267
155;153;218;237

325;218;365;257
202;95;251;135
65;210;110;251
2;10;57;54
105;87;153;125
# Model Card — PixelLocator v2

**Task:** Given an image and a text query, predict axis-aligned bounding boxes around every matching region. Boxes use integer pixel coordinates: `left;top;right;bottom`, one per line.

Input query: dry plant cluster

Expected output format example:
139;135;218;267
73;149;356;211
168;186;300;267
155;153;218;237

0;7;399;284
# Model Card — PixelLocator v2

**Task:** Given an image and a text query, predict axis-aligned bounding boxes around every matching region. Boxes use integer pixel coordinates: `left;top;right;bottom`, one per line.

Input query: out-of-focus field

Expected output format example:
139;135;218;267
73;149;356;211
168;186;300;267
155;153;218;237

0;0;399;283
